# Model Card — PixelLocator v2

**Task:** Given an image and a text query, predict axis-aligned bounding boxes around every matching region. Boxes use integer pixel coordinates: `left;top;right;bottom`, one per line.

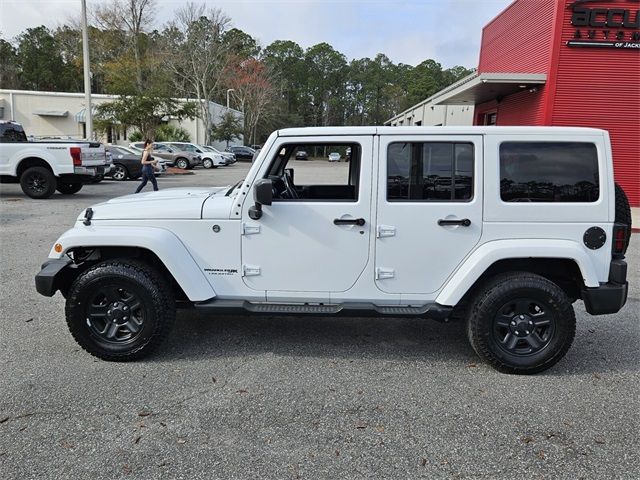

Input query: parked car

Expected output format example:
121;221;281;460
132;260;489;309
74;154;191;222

129;142;202;169
205;145;236;164
0;121;110;198
295;150;309;160
226;145;256;161
36;126;632;374
328;152;341;162
105;145;166;181
164;142;226;169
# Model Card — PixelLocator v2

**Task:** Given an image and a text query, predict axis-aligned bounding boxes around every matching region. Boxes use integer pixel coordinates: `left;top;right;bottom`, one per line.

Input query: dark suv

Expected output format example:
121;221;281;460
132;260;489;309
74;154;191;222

226;145;256;161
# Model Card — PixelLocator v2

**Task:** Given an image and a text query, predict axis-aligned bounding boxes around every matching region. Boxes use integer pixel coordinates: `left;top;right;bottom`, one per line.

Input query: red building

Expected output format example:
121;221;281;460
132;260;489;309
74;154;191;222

433;0;640;205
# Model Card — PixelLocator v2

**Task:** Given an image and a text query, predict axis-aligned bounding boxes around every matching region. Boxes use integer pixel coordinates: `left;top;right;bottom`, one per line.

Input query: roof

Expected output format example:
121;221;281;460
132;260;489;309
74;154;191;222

277;126;606;137
430;72;547;105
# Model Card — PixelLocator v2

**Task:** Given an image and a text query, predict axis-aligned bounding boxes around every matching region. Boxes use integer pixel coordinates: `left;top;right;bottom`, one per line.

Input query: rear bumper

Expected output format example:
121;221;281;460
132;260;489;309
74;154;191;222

35;258;72;297
581;259;628;315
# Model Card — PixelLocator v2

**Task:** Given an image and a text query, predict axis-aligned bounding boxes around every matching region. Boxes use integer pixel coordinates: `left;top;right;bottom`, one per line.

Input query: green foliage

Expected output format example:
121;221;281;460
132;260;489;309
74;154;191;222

223;28;260;58
95;94;196;140
154;124;191;142
128;130;143;141
210;111;243;147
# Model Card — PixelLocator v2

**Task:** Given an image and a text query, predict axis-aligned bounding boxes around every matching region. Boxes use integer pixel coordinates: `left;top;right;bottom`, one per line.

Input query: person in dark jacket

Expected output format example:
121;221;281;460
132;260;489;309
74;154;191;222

134;139;159;193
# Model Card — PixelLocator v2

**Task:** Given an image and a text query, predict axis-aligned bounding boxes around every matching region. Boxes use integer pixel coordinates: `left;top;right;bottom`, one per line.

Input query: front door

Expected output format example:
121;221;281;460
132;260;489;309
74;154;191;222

241;136;374;297
375;135;483;295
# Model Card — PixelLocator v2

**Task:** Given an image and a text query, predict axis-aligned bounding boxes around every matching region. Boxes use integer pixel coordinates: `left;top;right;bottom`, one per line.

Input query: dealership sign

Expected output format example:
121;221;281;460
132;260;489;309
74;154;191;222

568;0;640;49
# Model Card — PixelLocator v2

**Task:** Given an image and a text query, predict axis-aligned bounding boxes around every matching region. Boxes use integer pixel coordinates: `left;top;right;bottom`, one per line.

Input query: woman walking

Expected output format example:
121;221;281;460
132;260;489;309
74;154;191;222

134;139;159;194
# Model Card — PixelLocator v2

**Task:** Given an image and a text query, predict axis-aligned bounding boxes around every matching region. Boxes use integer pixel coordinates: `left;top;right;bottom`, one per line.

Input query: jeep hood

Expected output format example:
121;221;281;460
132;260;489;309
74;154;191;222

78;187;230;221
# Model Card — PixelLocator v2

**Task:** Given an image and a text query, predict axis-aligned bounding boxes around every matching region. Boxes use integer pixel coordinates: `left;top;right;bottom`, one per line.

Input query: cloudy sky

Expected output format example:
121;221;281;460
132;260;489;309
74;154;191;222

0;0;513;68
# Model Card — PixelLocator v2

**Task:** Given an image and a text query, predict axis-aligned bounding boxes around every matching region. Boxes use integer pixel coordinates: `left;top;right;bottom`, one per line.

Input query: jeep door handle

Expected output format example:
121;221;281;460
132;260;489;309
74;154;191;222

438;218;471;227
334;218;366;226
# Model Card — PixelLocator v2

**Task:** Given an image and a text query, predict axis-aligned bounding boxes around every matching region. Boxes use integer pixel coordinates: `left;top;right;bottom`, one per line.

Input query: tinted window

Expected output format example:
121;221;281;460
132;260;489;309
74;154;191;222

500;142;599;202
0;123;27;143
387;142;473;201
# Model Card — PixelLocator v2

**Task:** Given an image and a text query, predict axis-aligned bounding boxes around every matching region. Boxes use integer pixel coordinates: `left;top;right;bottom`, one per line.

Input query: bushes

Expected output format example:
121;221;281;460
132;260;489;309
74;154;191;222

128;124;191;142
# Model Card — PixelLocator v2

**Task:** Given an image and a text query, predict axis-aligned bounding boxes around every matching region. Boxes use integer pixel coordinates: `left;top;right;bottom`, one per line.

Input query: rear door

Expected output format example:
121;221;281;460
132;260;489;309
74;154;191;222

375;135;483;295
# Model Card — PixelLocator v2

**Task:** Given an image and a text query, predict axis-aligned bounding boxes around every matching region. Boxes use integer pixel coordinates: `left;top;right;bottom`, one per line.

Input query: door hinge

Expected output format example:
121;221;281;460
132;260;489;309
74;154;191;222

242;264;261;277
376;225;396;238
242;223;261;235
376;267;395;280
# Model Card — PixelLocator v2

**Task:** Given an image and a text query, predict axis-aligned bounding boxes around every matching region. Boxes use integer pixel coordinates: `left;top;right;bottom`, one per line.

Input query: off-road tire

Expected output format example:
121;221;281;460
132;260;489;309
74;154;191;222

20;166;57;199
175;158;189;170
56;181;83;195
466;272;576;374
65;260;175;361
614;182;632;254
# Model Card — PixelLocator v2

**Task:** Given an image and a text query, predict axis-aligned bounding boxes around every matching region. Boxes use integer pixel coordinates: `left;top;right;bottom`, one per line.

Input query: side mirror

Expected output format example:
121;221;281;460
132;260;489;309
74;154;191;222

254;178;272;206
249;179;273;220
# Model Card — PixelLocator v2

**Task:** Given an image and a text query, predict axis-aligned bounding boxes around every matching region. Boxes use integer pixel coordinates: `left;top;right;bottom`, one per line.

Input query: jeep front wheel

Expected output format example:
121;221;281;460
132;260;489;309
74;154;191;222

466;272;576;374
20;166;57;199
65;260;175;361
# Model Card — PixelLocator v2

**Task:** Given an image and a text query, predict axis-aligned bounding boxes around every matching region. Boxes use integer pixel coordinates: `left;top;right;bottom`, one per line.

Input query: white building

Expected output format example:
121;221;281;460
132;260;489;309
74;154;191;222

0;89;243;150
384;75;476;127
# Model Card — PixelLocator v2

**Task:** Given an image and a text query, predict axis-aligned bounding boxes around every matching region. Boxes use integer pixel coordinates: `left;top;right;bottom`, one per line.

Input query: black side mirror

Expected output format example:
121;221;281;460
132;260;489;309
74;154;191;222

249;179;273;220
254;178;272;206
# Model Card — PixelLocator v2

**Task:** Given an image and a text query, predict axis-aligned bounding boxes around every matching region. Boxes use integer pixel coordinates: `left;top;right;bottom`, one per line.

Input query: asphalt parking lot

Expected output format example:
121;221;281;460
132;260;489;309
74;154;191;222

1;161;638;479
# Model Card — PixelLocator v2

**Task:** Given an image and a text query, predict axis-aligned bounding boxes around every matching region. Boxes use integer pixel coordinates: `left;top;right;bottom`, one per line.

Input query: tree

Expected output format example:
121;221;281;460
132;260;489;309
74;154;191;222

162;3;232;144
262;40;306;119
226;58;277;145
304;43;348;126
95;94;196;140
15;26;75;91
222;28;260;59
155;124;191;142
210;111;243;147
0;37;20;89
94;0;156;93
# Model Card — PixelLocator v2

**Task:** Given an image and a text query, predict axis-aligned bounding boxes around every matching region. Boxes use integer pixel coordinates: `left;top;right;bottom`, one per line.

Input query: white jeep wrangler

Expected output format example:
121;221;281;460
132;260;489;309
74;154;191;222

35;127;631;374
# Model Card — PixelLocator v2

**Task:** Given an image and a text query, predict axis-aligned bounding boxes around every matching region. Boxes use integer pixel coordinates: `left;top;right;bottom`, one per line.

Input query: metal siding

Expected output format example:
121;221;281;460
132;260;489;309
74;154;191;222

479;0;556;73
552;0;640;206
496;87;547;125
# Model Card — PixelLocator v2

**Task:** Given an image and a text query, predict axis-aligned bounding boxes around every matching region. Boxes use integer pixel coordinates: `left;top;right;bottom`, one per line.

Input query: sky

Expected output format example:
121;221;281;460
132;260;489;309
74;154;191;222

0;0;513;68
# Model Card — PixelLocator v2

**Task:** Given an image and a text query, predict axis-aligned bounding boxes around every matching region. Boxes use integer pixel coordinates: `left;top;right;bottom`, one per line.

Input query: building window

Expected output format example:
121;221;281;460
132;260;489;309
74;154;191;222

107;126;113;143
387;142;474;202
484;112;497;126
82;123;86;139
499;142;599;202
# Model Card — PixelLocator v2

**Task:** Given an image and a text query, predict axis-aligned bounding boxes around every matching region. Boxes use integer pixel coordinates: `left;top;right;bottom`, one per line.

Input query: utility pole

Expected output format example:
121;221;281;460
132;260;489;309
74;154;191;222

81;0;92;140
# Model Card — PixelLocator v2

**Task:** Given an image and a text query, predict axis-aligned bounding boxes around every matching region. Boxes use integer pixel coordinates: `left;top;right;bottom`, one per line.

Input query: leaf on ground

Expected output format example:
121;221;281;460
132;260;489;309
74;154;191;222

375;426;385;433
122;465;132;474
237;389;248;394
25;318;33;323
420;458;428;466
335;449;340;457
212;377;217;383
0;416;9;424
594;437;606;444
467;363;477;368
138;410;152;417
592;373;601;380
176;438;187;444
522;435;534;444
60;440;74;449
134;435;141;444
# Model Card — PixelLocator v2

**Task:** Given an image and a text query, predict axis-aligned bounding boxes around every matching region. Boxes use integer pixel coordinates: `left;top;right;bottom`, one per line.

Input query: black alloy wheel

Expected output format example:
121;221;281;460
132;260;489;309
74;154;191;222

20;166;57;199
466;272;576;374
492;298;555;356
66;260;175;361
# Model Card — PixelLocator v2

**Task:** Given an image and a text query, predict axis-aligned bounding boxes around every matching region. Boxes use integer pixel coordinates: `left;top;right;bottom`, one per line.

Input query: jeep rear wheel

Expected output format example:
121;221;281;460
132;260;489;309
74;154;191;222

614;182;632;254
466;272;576;374
20;166;57;199
65;260;175;361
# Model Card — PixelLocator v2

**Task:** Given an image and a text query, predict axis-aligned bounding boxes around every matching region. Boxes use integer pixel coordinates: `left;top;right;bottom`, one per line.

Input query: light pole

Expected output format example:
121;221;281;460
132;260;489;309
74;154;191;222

81;0;92;140
226;89;235;109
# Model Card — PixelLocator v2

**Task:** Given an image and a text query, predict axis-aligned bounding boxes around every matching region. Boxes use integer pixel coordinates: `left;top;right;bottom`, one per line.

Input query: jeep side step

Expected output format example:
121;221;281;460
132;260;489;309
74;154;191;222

193;299;452;321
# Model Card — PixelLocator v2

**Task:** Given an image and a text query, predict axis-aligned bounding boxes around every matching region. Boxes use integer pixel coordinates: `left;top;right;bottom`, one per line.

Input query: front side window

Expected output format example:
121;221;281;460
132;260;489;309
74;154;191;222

500;142;599;202
264;142;361;202
387;142;474;201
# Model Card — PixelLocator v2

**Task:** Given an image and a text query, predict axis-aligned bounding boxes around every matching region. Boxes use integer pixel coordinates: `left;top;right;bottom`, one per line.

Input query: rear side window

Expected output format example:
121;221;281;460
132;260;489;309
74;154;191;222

500;142;599;202
0;123;27;143
387;142;474;201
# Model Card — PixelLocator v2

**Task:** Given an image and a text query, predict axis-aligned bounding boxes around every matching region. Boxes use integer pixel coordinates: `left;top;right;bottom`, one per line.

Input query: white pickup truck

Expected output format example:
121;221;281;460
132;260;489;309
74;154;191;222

0;121;110;198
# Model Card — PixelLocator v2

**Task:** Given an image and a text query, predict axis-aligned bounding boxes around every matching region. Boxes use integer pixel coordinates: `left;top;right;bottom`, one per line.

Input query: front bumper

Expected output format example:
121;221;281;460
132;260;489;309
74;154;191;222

581;259;628;315
35;258;72;297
